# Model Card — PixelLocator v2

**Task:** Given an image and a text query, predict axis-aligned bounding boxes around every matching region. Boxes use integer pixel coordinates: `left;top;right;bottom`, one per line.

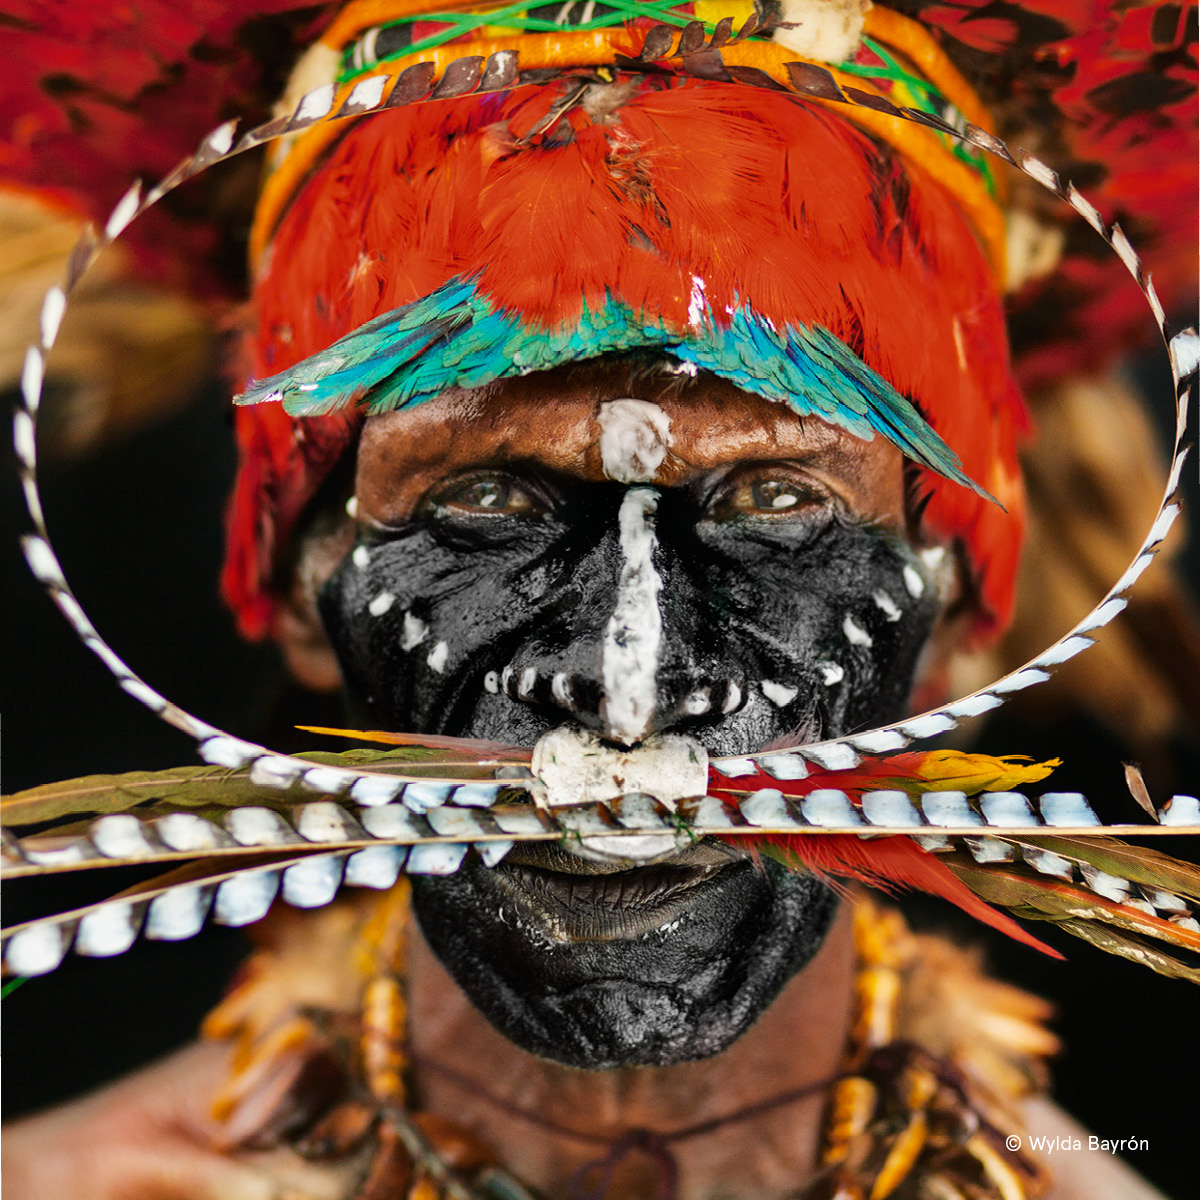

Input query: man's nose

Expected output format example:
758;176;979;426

496;486;746;746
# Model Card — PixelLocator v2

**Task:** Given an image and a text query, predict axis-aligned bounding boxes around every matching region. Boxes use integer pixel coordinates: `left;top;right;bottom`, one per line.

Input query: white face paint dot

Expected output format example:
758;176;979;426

502;664;515;692
596;400;673;484
819;661;844;686
761;680;799;707
551;673;573;707
842;615;873;648
872;590;901;621
519;667;537;698
902;565;925;598
427;641;449;673
722;682;742;714
683;689;710;716
352;545;371;570
484;671;500;694
400;613;428;650
368;591;395;617
345;496;359;519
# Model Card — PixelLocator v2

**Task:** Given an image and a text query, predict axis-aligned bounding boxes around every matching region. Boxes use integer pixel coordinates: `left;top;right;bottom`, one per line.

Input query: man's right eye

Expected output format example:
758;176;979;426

425;473;542;517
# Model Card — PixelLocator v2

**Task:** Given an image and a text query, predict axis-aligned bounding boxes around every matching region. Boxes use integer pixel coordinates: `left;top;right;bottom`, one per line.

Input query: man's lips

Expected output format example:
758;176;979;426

491;839;746;942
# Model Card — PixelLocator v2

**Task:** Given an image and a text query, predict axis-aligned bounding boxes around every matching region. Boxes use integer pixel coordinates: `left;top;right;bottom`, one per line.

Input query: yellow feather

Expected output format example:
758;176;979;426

913;751;1061;795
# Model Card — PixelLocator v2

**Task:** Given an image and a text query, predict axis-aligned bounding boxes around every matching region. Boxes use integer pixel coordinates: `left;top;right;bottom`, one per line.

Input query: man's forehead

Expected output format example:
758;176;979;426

355;363;905;520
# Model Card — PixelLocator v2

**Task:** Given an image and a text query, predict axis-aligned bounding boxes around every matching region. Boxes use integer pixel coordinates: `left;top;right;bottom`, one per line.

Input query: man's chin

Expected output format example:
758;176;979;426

410;845;838;1069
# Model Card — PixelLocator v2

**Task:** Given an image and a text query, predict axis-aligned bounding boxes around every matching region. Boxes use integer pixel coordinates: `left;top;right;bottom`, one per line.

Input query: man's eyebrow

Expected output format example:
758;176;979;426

237;276;994;505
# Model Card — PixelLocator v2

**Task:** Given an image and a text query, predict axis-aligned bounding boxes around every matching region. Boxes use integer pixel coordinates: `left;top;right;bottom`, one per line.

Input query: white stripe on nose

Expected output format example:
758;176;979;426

601;487;662;745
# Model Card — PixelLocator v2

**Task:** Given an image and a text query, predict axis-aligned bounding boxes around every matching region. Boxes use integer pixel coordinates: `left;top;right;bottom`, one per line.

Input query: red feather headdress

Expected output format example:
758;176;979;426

229;77;1027;641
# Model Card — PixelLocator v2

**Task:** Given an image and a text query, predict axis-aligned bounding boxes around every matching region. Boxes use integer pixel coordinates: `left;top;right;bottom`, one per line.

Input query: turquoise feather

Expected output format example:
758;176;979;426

236;275;995;503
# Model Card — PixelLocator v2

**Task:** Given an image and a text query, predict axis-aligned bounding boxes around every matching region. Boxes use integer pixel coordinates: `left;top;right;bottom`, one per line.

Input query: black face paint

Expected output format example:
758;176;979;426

321;469;939;750
410;855;838;1068
319;461;940;1067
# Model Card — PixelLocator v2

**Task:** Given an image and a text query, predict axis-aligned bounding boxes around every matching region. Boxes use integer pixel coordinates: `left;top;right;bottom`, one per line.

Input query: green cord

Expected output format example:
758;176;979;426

334;6;996;198
2;976;29;1000
833;36;997;197
338;0;714;83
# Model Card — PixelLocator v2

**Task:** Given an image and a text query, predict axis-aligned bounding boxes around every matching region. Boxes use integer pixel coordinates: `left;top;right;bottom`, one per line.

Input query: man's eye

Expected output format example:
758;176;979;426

750;480;806;510
430;474;539;516
712;470;830;520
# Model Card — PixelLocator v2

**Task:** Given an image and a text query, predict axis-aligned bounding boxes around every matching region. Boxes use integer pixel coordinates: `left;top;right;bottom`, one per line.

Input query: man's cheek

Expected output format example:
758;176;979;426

318;516;941;748
696;520;945;744
705;524;943;744
317;524;567;736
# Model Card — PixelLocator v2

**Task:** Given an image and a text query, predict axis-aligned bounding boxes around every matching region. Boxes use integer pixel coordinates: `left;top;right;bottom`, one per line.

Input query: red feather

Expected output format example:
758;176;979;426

756;833;1063;958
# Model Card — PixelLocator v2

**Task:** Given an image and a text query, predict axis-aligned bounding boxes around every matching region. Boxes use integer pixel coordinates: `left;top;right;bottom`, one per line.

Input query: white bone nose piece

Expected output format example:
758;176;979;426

531;726;710;811
531;726;709;864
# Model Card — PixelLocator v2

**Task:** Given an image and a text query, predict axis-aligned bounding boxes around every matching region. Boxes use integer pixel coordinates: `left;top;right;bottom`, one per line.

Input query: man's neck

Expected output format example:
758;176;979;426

407;903;857;1200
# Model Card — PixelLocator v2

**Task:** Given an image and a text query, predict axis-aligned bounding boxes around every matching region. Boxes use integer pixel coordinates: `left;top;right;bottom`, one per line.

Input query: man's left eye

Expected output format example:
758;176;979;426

749;480;806;510
711;469;832;519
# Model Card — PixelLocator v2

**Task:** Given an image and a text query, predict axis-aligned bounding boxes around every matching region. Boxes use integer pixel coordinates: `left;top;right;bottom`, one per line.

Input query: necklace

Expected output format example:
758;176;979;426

206;889;1054;1200
408;1053;838;1200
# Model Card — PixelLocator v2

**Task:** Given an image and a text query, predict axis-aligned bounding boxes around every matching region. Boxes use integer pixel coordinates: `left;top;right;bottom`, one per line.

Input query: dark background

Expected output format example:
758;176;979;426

2;343;1198;1198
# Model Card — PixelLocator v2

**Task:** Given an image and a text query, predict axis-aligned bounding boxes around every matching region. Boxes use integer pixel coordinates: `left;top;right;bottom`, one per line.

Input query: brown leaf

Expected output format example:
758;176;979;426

386;62;436;107
709;17;734;47
726;64;790;92
784;61;845;102
638;25;675;62
431;56;484;100
735;14;762;41
676;21;706;56
480;50;518;92
681;47;734;83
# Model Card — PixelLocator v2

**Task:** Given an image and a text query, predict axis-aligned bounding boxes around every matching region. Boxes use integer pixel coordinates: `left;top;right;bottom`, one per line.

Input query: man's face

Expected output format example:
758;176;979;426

315;361;944;1067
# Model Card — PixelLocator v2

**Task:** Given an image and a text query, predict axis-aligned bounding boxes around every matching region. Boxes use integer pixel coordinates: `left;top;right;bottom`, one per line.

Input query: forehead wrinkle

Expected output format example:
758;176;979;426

356;384;596;519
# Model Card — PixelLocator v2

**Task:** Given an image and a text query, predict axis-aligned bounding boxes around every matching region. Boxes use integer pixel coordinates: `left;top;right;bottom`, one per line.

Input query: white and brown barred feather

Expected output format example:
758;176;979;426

6;24;1200;981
